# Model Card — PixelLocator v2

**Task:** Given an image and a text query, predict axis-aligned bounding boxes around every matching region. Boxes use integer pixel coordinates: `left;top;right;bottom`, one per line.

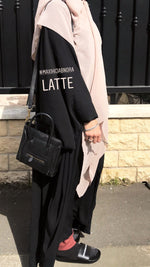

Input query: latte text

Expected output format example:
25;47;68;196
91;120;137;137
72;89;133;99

42;77;74;91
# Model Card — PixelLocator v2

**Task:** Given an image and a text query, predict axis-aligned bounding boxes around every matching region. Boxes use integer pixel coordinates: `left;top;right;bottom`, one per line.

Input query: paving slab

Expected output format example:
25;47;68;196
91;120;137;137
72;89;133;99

0;246;150;267
0;183;150;267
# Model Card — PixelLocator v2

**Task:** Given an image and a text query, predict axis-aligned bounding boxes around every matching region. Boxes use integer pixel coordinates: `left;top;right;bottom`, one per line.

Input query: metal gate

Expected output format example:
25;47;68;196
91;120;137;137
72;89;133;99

0;0;150;103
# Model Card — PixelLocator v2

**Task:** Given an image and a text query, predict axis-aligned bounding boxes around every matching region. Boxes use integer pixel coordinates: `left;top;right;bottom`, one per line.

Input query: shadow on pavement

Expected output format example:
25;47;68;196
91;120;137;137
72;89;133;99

0;184;31;267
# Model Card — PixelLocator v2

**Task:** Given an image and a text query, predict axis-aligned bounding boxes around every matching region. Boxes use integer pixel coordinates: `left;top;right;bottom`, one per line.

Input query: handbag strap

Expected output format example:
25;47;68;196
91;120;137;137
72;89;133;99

27;55;38;110
25;54;38;122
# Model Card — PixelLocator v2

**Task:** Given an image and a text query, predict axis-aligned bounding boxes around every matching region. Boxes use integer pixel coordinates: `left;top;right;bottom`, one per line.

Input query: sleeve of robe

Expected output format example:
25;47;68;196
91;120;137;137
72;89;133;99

37;1;98;150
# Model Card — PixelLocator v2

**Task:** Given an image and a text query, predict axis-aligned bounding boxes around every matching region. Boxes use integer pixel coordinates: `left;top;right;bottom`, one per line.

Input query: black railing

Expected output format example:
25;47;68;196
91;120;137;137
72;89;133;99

100;0;107;40
0;0;4;87
115;0;123;87
0;0;33;90
98;0;150;103
0;0;150;104
145;0;150;85
15;0;21;86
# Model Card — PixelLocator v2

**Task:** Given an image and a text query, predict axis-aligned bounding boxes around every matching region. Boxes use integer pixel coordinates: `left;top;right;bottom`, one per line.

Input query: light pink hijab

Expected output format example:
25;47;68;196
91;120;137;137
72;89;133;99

32;0;108;197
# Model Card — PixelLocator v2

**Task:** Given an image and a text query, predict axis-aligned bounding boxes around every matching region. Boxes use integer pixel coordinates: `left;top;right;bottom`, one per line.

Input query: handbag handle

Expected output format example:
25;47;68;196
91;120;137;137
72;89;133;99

28;113;55;144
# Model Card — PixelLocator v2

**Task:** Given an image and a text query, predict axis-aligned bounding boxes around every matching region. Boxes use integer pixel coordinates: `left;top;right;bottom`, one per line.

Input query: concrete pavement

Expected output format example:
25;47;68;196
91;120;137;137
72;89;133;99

0;183;150;267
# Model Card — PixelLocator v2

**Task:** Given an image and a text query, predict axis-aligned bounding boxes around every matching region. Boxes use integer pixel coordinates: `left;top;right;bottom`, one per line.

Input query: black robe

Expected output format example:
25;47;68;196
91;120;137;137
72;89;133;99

29;27;98;267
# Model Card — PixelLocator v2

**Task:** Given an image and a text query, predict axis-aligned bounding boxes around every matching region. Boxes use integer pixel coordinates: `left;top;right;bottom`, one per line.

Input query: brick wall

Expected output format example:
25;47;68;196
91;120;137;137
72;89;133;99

102;118;150;183
0;117;150;184
0;120;31;184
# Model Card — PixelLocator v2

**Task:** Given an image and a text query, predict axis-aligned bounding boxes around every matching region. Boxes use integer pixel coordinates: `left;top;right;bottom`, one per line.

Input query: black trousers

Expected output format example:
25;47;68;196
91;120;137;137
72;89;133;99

61;152;104;240
73;154;104;234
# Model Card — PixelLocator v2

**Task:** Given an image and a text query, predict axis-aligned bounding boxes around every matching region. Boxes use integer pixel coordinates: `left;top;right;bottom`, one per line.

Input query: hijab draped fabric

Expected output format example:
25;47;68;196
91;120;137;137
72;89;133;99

32;0;108;197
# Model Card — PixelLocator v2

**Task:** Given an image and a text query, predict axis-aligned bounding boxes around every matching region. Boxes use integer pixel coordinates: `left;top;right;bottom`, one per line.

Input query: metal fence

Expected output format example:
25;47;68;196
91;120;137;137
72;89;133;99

0;0;33;93
98;0;150;103
0;0;150;103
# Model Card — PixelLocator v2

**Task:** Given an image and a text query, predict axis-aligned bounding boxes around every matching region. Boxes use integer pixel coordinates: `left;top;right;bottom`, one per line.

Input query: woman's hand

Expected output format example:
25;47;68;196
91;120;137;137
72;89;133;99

84;119;101;144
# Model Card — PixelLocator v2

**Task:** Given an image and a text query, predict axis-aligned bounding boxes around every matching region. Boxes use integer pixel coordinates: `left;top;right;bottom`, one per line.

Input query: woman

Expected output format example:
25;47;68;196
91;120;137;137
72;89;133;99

29;0;108;267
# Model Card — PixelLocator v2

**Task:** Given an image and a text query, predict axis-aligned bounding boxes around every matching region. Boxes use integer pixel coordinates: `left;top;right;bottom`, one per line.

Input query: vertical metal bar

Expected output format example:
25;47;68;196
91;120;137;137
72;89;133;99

0;0;4;86
114;0;123;104
31;0;34;35
100;0;115;103
145;0;150;85
30;0;35;73
115;0;123;86
100;0;107;41
33;0;39;18
15;0;21;86
130;0;138;85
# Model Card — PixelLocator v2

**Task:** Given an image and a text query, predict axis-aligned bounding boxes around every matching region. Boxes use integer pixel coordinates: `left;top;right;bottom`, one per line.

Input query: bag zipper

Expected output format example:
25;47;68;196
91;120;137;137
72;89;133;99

27;153;45;164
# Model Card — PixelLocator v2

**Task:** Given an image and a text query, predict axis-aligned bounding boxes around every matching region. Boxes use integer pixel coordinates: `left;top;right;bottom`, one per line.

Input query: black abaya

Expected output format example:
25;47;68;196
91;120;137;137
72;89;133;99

29;26;102;267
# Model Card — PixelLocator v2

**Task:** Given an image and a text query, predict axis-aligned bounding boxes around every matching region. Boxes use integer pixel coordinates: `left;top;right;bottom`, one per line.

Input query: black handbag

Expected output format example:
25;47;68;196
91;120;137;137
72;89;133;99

16;55;62;177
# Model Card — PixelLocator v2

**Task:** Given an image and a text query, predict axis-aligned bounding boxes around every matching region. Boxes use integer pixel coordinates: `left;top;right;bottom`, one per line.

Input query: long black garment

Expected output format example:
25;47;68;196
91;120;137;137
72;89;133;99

29;27;98;267
30;133;82;267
